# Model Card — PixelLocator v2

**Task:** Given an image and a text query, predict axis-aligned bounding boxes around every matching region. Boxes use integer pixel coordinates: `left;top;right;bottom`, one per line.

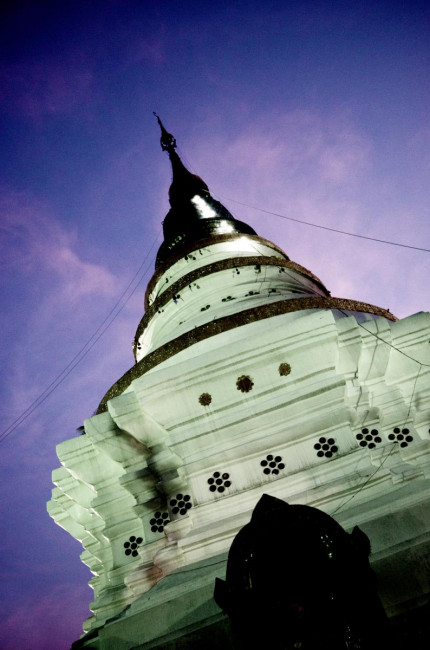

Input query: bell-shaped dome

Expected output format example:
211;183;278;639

154;114;256;268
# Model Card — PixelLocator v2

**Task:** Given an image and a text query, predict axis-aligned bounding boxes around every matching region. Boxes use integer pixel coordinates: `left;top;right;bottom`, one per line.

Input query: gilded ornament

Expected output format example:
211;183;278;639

199;392;212;406
236;375;254;393
278;363;291;376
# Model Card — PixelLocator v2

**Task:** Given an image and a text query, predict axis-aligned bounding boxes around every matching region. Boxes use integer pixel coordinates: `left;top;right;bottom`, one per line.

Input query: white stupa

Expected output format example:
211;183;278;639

48;118;430;649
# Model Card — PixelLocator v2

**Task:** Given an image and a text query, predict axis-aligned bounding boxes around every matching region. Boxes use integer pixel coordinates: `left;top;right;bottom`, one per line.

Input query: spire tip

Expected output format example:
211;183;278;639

153;112;177;153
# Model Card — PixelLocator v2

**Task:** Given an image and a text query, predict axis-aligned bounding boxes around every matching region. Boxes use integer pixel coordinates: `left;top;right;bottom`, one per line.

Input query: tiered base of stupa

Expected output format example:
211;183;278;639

49;309;430;649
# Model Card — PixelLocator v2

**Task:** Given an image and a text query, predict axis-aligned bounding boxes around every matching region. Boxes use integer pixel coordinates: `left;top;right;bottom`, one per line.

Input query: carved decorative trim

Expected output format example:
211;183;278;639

97;296;397;414
145;234;290;308
135;256;330;355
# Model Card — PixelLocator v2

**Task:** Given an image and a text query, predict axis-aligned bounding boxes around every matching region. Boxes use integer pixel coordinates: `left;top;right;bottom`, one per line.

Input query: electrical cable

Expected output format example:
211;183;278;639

330;444;397;516
339;311;430;367
330;311;428;516
174;146;429;253
218;196;430;253
162;147;429;517
3;171;428;445
0;232;161;444
406;365;422;421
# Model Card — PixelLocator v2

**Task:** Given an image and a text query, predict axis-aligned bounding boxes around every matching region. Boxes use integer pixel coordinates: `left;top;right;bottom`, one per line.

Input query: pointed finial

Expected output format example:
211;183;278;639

150;115;258;269
153;112;177;153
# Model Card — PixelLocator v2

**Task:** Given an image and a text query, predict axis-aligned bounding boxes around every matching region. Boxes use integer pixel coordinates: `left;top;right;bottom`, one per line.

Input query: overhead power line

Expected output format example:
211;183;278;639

0;233;160;444
174;145;428;253
221;196;430;253
2;184;428;444
330;312;428;517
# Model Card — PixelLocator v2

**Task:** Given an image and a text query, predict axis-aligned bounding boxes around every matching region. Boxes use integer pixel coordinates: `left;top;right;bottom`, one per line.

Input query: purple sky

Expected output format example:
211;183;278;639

1;1;429;648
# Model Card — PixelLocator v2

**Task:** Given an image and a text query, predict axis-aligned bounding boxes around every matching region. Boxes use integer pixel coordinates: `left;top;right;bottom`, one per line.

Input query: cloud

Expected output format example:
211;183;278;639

184;108;428;318
46;245;117;300
188;110;371;207
188;109;372;248
0;187;116;300
0;186;121;428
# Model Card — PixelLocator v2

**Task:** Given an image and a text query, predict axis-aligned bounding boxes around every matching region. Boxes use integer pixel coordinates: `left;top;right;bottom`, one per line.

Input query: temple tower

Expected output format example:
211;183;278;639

48;120;430;649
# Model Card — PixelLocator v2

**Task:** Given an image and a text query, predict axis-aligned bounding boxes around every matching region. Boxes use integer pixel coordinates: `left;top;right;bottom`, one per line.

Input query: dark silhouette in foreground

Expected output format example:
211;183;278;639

215;495;390;649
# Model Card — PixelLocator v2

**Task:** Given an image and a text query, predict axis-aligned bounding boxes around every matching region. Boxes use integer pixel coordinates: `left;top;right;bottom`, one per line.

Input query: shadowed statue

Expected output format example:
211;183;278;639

215;495;390;649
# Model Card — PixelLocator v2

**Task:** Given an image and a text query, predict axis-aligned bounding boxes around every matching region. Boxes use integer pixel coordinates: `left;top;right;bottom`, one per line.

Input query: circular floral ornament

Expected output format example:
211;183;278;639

278;363;291;377
124;535;143;557
261;454;285;475
236;375;254;393
199;392;212;406
356;428;382;449
150;511;170;533
208;471;231;493
388;427;413;448
314;437;338;459
170;493;192;516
